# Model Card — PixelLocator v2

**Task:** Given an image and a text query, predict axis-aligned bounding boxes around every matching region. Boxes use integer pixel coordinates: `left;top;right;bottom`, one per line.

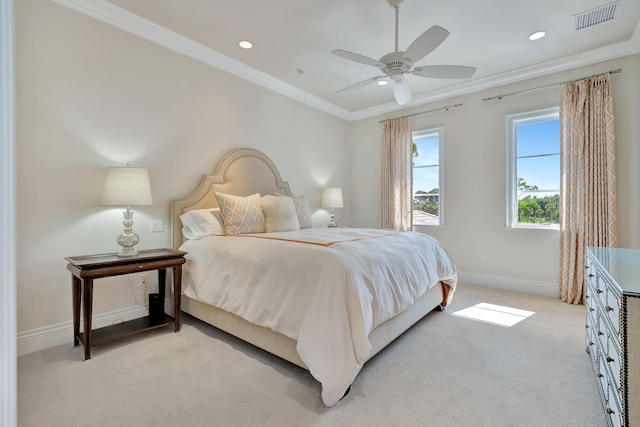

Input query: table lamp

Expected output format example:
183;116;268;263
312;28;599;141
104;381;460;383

101;165;153;257
321;187;343;228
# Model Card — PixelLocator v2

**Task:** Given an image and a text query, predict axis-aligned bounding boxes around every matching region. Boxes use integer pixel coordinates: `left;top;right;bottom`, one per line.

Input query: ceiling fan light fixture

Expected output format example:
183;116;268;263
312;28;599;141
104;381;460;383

331;0;475;105
528;31;546;41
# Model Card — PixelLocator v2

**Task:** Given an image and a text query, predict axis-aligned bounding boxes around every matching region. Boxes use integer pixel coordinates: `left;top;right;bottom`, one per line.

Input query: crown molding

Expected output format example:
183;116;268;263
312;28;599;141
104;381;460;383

351;38;640;121
50;0;352;119
52;0;640;122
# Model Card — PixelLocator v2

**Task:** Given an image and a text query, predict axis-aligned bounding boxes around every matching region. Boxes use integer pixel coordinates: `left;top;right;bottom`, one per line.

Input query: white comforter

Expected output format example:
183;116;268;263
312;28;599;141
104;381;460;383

179;228;457;406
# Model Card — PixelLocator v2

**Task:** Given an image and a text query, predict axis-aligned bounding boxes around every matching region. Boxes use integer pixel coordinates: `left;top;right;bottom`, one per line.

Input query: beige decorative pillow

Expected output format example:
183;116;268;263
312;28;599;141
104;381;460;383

260;195;300;233
214;192;265;235
274;193;313;229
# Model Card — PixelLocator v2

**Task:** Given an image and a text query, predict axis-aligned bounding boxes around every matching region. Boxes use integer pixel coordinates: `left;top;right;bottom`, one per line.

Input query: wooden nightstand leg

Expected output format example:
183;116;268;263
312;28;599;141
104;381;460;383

173;265;182;332
158;268;166;312
72;275;81;346
82;278;93;360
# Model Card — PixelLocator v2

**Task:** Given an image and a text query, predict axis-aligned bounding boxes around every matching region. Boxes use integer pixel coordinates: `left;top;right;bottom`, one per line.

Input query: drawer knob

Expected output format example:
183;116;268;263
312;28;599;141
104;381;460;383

606;356;614;363
589;341;594;346
585;295;590;299
588;273;594;277
138;265;144;269
597;331;603;336
597;372;603;378
605;305;614;312
606;408;615;415
596;288;602;294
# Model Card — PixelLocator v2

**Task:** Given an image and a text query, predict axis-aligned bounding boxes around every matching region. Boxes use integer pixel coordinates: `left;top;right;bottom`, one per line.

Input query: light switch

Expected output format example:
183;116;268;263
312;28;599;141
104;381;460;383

150;220;164;232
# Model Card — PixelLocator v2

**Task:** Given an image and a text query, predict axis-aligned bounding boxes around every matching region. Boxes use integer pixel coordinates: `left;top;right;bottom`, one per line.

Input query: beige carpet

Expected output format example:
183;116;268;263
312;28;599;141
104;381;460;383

18;284;607;426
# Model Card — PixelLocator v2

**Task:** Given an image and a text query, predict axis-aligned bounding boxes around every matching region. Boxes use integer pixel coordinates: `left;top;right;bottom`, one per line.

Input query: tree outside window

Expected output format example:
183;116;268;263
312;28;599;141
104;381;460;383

507;108;560;229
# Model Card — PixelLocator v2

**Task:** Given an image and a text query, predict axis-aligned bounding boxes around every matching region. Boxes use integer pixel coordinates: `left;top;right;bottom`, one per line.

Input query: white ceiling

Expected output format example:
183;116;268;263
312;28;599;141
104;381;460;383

57;0;640;120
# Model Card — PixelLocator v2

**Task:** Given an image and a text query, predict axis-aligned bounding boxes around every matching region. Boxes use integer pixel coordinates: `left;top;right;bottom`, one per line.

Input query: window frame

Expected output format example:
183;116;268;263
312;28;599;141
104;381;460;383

412;127;445;227
506;106;560;230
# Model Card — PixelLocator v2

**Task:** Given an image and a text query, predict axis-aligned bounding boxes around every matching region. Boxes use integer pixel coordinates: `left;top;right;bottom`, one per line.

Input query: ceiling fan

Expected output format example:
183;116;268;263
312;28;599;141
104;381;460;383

332;0;476;105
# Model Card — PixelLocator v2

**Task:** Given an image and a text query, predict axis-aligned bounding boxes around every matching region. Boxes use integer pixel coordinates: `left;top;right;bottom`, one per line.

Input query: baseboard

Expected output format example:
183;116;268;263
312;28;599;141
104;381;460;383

17;301;172;357
457;271;558;299
18;275;556;356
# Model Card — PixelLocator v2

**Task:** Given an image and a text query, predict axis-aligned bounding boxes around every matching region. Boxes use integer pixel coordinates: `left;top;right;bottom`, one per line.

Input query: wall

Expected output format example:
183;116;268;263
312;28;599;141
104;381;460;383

16;0;640;355
1;0;17;424
16;0;349;354
347;53;640;296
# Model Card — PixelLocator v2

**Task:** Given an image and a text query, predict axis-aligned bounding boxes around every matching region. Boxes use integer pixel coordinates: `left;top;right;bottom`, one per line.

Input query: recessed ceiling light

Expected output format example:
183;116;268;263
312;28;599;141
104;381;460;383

293;68;305;75
528;31;546;41
239;40;253;49
377;80;388;86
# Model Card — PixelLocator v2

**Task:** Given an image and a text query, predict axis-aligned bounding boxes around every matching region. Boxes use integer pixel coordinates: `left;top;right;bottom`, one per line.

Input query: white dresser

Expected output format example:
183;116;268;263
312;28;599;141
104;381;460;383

585;247;640;427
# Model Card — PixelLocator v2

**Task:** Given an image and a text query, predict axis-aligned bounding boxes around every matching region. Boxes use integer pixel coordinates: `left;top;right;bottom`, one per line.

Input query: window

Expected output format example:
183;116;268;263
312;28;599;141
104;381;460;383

412;127;444;226
506;107;560;229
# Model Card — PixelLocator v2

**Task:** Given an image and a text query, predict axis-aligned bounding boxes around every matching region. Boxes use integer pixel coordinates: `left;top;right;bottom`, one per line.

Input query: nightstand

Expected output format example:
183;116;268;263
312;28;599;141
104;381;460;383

65;248;187;360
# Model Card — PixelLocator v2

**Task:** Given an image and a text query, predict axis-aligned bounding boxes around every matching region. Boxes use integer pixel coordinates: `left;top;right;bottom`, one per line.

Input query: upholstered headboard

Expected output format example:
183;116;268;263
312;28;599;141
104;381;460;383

171;148;294;249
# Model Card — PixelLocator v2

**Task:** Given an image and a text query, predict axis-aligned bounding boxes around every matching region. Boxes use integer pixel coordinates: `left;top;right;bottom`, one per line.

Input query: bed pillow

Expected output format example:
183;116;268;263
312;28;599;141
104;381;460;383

274;193;313;229
260;195;300;233
214;192;265;235
179;208;225;239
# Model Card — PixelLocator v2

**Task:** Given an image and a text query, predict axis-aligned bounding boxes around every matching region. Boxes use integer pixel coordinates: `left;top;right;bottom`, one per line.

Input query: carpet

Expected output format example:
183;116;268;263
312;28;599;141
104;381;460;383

17;284;607;426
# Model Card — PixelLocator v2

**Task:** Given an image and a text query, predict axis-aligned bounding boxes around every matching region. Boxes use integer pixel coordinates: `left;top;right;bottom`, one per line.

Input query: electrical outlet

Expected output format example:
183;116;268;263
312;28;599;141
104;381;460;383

150;220;164;232
139;274;147;287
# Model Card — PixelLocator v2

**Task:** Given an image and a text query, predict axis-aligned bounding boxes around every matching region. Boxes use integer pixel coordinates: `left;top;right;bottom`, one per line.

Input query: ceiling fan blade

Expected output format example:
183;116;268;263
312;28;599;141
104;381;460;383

332;49;386;69
412;65;477;79
335;76;385;95
402;25;450;65
393;77;412;105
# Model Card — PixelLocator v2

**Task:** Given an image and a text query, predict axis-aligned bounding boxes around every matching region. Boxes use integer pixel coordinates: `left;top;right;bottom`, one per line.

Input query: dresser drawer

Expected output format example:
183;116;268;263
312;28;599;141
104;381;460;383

586;314;599;371
604;284;621;336
585;293;597;317
596;348;609;398
606;382;623;427
586;312;597;350
603;335;622;392
586;247;639;427
594;271;608;310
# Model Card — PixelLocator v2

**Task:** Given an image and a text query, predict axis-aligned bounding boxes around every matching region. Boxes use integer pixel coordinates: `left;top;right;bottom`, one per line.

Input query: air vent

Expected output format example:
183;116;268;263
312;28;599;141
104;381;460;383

572;0;623;31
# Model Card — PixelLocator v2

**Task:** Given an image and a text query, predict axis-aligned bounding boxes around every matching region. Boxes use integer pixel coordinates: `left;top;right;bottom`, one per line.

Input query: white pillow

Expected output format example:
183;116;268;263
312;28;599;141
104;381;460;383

180;208;225;239
260;195;300;233
215;192;265;235
274;193;313;229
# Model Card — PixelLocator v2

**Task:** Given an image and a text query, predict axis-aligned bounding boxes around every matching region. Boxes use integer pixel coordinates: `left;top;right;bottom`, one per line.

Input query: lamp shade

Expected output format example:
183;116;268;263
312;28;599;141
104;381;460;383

101;167;153;206
321;187;344;208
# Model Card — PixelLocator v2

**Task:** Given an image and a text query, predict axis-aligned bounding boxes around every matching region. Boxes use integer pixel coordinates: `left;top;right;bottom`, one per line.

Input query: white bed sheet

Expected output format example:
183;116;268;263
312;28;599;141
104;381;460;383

179;228;457;406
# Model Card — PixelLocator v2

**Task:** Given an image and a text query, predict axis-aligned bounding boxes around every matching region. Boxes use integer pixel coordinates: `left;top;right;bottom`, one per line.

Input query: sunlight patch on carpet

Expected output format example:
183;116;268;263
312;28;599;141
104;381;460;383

452;303;535;327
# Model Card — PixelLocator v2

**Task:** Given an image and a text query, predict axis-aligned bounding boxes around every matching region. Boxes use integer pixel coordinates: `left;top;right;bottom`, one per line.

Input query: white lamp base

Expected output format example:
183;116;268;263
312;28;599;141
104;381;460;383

327;208;338;228
116;245;139;258
116;207;140;257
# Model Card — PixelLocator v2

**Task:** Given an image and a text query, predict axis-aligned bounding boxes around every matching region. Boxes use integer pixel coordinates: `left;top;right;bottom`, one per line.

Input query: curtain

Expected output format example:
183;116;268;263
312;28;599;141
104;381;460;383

559;74;618;304
380;117;413;231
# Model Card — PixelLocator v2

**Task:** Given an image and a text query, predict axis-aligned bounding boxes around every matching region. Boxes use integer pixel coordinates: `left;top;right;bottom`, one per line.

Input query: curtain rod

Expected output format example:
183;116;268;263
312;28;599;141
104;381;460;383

379;103;463;123
482;68;622;102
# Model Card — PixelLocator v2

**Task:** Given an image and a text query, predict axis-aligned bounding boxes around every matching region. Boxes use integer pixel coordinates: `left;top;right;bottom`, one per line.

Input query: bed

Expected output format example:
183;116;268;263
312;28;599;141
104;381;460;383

171;148;457;406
